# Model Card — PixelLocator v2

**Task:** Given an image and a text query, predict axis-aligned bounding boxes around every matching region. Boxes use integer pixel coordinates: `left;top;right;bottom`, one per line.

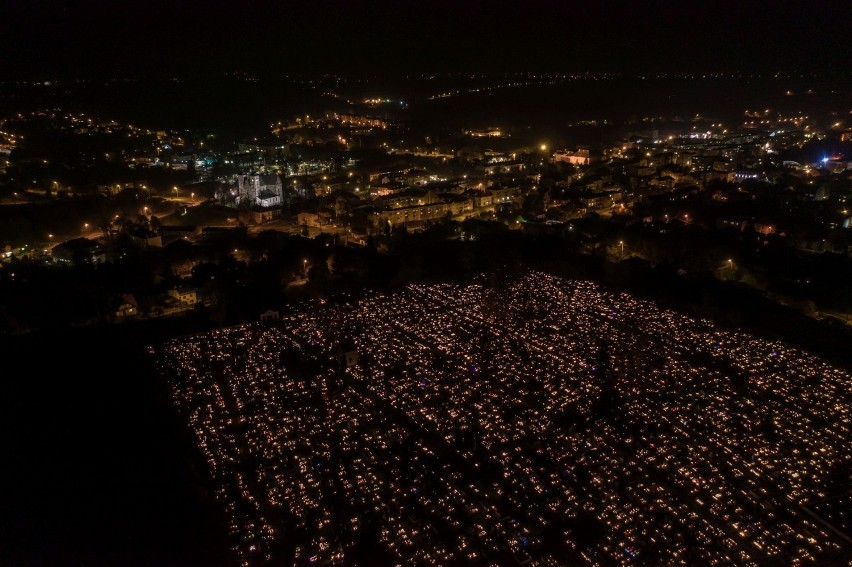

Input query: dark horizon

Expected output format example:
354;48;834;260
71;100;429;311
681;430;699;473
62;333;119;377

1;0;849;80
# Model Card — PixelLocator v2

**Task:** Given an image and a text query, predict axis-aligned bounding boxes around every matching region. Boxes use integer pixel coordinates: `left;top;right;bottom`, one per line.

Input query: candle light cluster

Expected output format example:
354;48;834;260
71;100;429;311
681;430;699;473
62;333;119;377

158;271;850;566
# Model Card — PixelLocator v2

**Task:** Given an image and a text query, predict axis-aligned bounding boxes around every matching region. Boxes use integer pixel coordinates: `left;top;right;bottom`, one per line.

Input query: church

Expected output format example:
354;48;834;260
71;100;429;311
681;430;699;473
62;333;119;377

235;173;283;207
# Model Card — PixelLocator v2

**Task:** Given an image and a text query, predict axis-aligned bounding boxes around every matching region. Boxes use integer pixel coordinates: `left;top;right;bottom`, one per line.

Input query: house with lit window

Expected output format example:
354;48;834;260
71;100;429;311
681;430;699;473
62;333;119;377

167;287;197;306
110;294;138;320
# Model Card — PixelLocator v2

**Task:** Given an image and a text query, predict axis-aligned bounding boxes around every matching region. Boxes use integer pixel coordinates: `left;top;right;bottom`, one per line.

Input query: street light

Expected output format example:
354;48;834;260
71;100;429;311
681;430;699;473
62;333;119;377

727;258;733;278
303;259;308;278
619;240;624;259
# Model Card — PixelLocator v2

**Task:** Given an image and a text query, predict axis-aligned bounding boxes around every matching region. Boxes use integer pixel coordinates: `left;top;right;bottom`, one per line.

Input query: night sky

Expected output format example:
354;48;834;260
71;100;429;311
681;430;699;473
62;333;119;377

1;0;849;78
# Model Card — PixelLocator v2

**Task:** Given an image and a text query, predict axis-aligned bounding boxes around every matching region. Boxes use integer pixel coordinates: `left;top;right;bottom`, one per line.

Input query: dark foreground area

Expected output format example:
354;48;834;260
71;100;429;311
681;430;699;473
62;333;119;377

0;319;233;566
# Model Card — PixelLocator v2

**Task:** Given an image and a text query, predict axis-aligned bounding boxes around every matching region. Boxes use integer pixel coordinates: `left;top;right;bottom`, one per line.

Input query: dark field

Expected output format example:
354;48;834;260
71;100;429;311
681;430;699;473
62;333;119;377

0;320;232;566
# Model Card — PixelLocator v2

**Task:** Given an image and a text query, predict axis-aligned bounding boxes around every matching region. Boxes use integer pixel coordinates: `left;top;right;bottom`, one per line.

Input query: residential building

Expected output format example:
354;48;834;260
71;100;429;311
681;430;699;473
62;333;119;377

168;287;198;306
552;149;591;166
52;238;105;266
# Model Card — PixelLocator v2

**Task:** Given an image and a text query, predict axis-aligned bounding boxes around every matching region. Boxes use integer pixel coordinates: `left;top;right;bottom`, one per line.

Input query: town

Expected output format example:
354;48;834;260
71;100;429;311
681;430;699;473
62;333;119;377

0;76;850;336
